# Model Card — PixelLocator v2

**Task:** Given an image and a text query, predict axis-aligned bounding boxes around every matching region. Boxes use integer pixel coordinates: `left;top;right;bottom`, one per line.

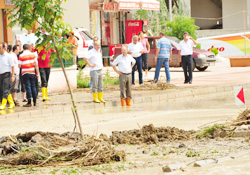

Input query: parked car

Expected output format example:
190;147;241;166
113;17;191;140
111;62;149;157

114;36;216;71
73;27;93;68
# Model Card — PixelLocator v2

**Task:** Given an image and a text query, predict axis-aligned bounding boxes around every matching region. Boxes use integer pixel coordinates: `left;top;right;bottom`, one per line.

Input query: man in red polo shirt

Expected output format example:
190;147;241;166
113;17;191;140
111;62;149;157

34;43;54;101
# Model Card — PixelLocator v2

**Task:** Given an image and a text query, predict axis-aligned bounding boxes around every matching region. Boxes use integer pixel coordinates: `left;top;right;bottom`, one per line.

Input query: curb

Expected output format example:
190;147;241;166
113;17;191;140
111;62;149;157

2;82;250;118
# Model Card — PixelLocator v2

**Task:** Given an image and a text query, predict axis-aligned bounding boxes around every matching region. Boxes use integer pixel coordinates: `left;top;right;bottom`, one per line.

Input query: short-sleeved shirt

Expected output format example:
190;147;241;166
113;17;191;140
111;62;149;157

157;37;172;59
177;39;196;55
140;38;148;52
10;52;19;75
18;50;37;75
127;42;144;58
85;48;103;71
112;54;136;74
34;46;54;68
0;51;14;74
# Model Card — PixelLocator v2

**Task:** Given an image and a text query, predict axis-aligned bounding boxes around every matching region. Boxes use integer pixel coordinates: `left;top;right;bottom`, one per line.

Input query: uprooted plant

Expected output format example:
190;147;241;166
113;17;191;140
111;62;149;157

0;132;126;166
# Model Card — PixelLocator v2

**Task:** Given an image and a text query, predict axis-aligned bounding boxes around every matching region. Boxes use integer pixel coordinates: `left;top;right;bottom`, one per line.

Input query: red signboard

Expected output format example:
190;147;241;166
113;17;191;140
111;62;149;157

103;2;119;11
105;21;111;45
109;44;123;58
125;20;143;44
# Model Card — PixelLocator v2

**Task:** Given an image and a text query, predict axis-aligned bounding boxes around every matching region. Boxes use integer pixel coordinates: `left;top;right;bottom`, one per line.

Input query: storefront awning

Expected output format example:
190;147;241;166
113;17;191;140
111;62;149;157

103;0;160;11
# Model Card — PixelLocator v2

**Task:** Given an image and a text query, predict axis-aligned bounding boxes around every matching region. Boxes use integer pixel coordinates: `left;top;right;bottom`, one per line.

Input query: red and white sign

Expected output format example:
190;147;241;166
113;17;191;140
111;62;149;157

119;0;140;9
143;20;149;26
110;0;160;11
234;86;246;106
103;2;119;11
141;0;160;10
125;20;143;44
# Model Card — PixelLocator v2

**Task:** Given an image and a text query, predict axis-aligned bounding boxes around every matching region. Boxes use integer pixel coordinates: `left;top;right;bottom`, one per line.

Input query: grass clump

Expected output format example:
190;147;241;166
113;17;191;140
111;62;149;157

195;124;225;138
77;69;119;88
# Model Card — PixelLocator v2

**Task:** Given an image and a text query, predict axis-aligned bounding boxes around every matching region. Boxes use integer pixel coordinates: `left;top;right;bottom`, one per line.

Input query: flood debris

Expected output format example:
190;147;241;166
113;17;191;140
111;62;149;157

0;132;126;166
232;109;250;126
193;159;216;167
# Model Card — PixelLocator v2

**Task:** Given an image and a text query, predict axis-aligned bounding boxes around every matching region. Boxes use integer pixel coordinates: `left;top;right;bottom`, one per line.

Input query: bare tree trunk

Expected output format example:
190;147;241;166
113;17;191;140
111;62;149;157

51;37;84;140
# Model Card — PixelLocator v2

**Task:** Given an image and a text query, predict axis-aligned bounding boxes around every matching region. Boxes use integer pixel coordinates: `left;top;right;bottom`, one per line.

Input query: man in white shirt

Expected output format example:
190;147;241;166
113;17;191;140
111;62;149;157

177;32;197;84
0;42;15;110
128;35;145;85
84;41;105;103
112;46;136;107
10;45;20;106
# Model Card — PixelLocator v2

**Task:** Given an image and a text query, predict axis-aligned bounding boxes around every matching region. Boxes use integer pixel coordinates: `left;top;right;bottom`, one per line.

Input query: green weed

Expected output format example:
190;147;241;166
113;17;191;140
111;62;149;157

195;124;225;138
186;150;200;157
211;150;219;154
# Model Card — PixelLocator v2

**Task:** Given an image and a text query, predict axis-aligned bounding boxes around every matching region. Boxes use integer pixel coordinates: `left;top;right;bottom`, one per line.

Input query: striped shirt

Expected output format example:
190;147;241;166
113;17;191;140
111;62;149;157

157;37;172;59
18;50;37;75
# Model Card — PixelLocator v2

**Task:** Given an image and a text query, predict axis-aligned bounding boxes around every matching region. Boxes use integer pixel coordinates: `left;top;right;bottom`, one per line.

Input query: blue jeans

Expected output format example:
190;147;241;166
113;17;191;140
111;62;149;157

154;58;170;83
23;74;37;101
132;56;143;85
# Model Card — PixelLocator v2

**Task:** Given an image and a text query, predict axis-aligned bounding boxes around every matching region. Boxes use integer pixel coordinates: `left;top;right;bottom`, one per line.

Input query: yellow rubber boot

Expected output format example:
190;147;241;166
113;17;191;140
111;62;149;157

93;93;101;103
7;94;15;109
42;87;46;101
45;87;51;101
0;98;7;110
98;92;106;103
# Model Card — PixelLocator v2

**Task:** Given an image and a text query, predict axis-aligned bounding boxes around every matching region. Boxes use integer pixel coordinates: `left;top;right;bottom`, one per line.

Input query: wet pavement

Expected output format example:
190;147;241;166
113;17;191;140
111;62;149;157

0;89;249;137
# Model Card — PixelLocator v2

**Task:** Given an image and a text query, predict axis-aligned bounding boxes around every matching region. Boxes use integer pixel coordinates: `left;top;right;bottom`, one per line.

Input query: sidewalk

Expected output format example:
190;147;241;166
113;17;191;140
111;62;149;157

2;58;250;116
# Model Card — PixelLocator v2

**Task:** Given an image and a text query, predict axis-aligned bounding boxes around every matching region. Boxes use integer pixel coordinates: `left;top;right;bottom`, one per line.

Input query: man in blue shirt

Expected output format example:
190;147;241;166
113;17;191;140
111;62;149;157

154;32;172;83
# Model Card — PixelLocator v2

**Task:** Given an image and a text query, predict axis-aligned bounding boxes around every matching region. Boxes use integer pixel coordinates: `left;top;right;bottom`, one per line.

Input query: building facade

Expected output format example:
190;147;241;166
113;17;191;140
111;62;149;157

0;0;13;44
62;0;90;31
191;0;250;30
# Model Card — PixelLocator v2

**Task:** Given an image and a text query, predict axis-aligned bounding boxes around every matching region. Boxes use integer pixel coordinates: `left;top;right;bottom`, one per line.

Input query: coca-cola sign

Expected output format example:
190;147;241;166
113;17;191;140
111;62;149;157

128;22;140;27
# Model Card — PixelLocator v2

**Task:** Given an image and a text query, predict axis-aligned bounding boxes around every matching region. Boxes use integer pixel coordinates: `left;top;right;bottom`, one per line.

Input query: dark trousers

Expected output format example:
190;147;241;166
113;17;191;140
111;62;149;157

17;69;26;93
23;74;37;103
141;53;148;70
132;56;143;85
181;55;193;83
0;72;10;99
39;68;51;87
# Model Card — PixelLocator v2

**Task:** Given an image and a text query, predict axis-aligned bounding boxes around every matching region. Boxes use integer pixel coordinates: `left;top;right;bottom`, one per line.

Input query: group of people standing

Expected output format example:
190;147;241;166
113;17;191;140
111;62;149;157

0;29;53;109
0;28;197;109
84;31;197;107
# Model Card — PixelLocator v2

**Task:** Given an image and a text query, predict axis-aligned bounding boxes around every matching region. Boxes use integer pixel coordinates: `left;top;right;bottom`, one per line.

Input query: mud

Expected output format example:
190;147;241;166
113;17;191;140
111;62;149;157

109;124;195;145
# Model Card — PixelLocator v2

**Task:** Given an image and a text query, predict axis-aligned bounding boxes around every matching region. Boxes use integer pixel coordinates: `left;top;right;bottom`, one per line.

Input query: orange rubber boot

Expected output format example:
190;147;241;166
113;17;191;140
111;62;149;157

121;98;126;107
125;98;132;106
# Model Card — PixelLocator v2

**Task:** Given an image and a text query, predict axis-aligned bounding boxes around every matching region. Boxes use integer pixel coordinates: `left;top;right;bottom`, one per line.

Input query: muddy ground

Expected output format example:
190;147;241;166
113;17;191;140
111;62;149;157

0;137;249;175
0;122;250;175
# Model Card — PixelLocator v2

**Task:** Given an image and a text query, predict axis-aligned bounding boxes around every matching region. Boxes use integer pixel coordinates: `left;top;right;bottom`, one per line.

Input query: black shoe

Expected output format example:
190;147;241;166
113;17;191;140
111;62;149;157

189;81;192;84
23;103;32;107
184;81;188;84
